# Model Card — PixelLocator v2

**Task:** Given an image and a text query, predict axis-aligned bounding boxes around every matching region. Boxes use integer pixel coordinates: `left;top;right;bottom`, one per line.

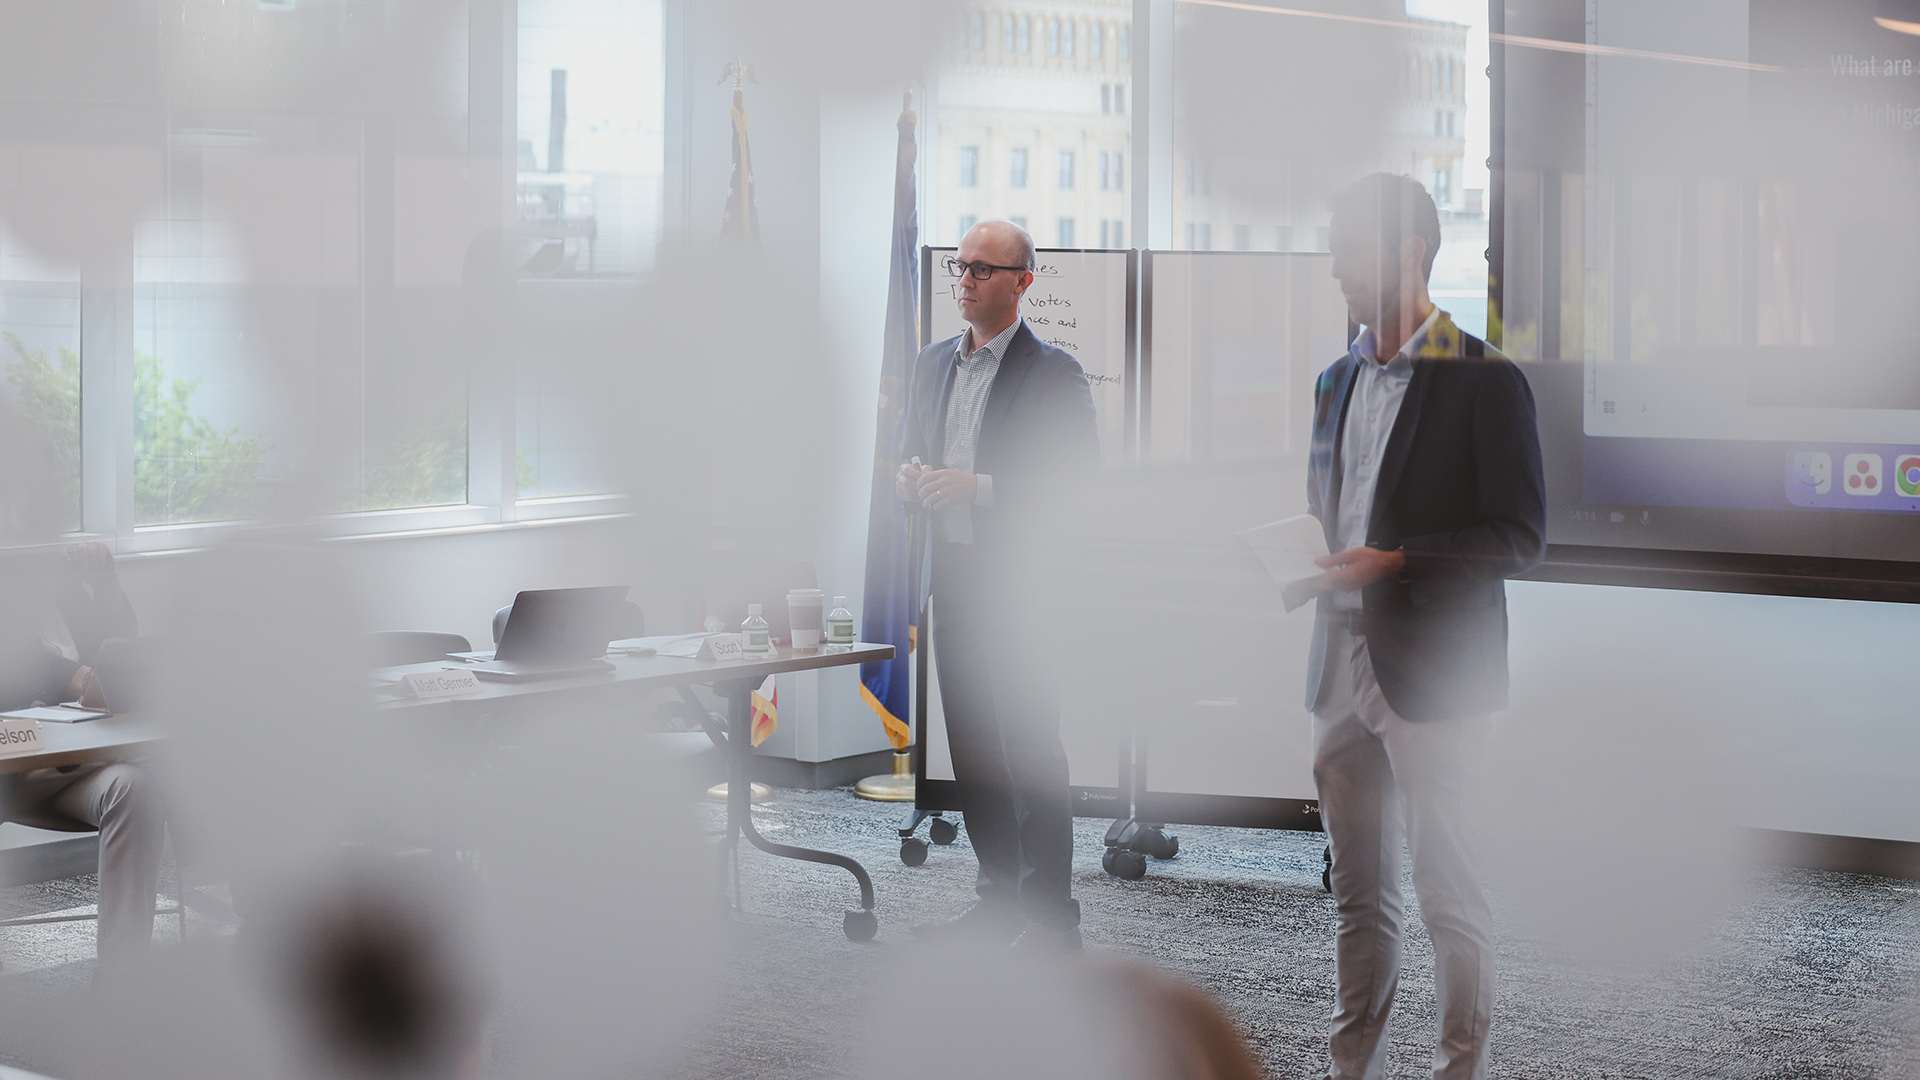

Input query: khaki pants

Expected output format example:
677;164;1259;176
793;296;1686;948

8;762;165;970
1313;628;1493;1080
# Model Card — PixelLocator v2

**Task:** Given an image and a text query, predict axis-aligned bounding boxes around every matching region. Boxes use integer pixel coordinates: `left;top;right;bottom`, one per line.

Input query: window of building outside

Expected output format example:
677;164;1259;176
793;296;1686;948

959;214;978;236
1019;16;1032;53
971;10;985;50
515;0;664;499
959;146;980;188
932;2;1131;296
1234;224;1252;250
1169;1;1488;335
0;237;82;532
1004;15;1016;51
1121;25;1129;59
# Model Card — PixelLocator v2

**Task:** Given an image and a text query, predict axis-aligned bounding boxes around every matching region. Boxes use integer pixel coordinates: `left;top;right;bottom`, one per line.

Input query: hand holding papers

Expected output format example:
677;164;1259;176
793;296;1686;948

1239;514;1332;613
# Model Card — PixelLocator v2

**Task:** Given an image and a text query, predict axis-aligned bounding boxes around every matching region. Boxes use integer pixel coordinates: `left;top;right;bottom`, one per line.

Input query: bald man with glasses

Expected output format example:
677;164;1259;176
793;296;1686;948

897;219;1099;952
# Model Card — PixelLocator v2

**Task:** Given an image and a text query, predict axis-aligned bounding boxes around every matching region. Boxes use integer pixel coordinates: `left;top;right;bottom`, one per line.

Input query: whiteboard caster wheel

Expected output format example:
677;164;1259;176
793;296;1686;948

900;837;929;866
844;909;878;942
1137;826;1179;860
1103;849;1148;880
929;817;959;846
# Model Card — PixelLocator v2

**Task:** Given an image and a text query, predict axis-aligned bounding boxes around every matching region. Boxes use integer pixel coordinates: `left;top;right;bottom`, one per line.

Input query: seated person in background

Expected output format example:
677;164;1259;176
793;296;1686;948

0;542;166;973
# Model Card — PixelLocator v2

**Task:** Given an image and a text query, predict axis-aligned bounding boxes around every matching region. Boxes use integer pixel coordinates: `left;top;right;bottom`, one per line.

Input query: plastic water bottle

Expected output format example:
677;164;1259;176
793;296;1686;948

742;603;772;654
827;596;855;646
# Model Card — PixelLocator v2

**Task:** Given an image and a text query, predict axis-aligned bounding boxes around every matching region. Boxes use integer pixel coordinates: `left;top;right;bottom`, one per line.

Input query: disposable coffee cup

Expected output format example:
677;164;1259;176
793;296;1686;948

787;588;825;650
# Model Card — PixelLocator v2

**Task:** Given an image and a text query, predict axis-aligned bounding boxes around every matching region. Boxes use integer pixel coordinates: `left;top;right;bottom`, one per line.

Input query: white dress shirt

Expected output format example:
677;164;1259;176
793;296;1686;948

936;317;1020;544
1332;306;1442;611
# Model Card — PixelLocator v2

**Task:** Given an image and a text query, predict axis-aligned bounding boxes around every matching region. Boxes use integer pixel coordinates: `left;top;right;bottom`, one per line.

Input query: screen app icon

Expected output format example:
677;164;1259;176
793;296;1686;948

1899;455;1920;497
1792;451;1832;496
1843;453;1883;495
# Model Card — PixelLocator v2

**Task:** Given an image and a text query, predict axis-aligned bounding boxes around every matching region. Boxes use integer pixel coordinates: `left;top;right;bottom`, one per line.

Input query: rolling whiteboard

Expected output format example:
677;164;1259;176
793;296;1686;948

1144;251;1348;465
922;246;1136;464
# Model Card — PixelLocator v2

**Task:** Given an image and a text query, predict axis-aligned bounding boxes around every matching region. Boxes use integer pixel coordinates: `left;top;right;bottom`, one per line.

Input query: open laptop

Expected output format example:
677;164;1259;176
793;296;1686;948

467;586;628;681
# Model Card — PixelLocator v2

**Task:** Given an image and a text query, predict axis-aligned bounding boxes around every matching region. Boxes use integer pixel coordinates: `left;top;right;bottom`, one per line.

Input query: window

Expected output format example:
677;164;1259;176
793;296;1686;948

1092;23;1104;61
515;0;665;499
1048;19;1059;56
1185;223;1212;250
1102;85;1111;114
934;11;1128;244
1433;168;1453;207
970;11;985;51
1099;219;1124;247
1434;111;1445;137
1121;25;1130;60
1010;216;1028;230
1004;14;1015;52
1019;16;1031;54
1315;225;1331;252
1274;225;1293;251
1059;218;1076;247
1098;151;1109;191
959;214;978;236
1234;224;1251;251
0;263;82;532
1063;19;1074;58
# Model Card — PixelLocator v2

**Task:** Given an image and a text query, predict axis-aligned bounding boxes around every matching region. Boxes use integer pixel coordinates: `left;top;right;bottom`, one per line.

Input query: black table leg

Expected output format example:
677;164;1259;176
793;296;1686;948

718;678;878;941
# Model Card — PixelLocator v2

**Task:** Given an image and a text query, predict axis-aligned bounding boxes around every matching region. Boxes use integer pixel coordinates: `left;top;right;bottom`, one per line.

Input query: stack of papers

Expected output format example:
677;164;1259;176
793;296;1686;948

1238;514;1332;612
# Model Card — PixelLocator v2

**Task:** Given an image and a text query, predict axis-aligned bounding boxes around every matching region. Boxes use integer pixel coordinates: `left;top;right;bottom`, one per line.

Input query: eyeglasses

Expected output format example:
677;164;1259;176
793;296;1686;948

942;256;1029;281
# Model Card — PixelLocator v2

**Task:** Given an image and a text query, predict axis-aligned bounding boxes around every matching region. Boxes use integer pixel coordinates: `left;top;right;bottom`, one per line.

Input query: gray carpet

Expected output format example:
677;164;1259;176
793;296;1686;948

2;787;1917;1079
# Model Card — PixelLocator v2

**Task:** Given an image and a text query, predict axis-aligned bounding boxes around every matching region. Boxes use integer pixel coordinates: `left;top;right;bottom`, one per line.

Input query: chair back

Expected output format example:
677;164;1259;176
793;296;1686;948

365;631;474;668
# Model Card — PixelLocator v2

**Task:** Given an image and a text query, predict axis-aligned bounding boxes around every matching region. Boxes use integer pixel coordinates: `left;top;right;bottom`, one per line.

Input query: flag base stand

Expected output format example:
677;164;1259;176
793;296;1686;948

854;751;916;802
706;782;774;804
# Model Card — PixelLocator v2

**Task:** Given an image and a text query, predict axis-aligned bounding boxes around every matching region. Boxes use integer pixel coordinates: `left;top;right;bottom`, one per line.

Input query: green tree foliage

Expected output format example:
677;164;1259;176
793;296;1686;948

133;350;267;524
3;332;81;529
357;395;468;511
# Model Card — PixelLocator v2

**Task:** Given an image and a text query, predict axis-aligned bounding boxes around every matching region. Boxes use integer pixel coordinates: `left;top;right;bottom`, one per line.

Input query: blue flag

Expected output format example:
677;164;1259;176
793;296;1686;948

860;94;920;750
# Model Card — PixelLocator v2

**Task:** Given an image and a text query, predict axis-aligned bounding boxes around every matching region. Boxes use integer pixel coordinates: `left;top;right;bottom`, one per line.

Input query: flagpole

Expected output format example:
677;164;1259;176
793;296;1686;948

855;500;921;802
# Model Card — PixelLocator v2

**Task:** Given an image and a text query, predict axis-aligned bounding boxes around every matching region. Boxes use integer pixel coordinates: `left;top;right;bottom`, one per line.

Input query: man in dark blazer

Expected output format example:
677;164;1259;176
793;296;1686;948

896;219;1099;952
1303;174;1545;1080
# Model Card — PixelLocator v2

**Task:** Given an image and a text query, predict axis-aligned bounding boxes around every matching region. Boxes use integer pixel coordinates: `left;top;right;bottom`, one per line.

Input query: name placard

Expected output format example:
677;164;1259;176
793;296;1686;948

401;668;483;699
0;718;46;760
698;633;745;662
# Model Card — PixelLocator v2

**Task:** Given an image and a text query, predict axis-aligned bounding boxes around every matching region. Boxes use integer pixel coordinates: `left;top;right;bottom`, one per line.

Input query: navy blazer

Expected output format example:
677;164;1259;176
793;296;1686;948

901;321;1099;556
1304;319;1546;722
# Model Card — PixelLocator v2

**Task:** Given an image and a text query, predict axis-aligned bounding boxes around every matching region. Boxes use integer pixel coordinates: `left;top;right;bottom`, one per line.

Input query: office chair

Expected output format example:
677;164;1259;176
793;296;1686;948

364;631;474;668
490;600;644;644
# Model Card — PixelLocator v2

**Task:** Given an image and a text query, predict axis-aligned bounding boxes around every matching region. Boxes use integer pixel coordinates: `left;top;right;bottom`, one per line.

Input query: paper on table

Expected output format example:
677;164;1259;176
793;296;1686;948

3;704;108;723
617;633;714;659
1238;513;1331;613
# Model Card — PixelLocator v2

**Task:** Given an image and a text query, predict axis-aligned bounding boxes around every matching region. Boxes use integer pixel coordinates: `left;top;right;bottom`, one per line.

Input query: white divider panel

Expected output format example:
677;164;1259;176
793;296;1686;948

925;246;1133;464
